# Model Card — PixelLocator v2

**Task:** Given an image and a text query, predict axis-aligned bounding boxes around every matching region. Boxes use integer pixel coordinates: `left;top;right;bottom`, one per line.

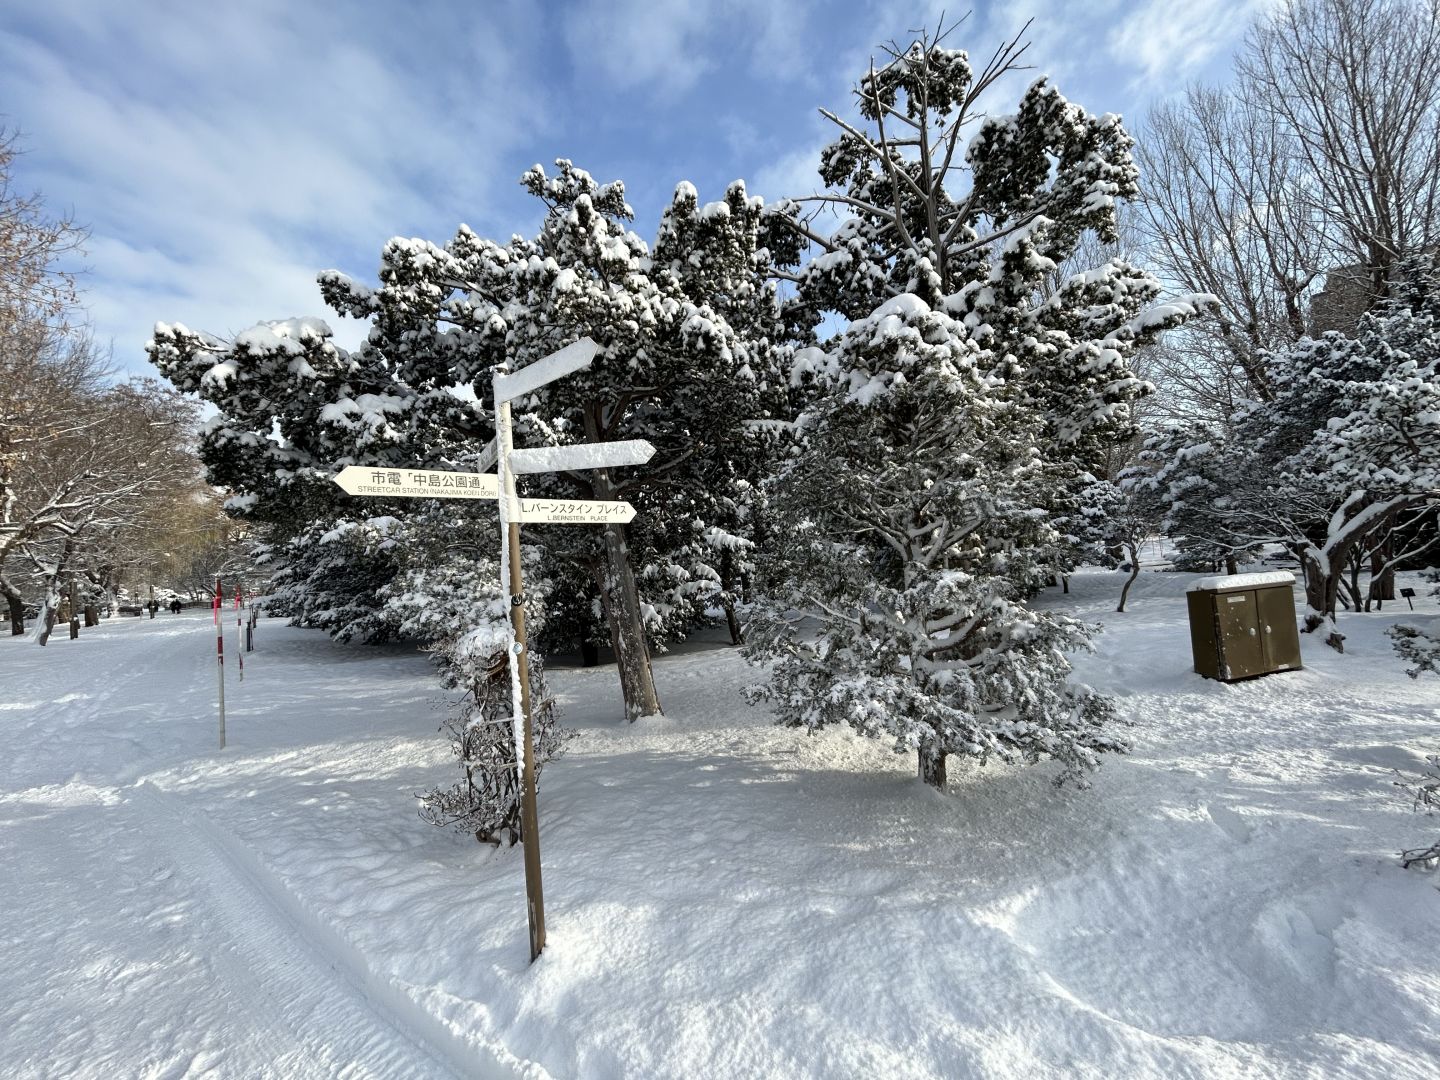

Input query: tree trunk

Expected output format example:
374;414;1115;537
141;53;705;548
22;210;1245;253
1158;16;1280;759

600;522;662;720
723;599;744;646
919;743;947;789
581;408;665;728
720;551;745;645
37;588;60;646
586;442;663;721
1117;542;1141;613
69;578;80;640
1;576;24;636
1225;553;1239;576
1300;547;1347;652
83;605;99;627
1368;539;1396;607
580;639;599;667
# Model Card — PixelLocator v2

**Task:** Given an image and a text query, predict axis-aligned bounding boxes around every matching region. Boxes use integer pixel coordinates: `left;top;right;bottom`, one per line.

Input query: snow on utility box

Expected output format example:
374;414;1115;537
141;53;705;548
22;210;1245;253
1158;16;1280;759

1186;571;1303;682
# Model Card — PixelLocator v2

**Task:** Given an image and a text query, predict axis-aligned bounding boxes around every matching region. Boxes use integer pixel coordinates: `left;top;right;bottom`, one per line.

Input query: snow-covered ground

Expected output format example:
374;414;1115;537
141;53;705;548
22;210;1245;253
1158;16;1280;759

3;572;1438;1079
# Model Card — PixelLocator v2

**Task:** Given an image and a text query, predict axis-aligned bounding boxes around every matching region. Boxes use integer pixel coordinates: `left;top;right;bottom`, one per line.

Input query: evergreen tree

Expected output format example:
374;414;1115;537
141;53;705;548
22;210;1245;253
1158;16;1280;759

746;25;1209;787
317;162;785;716
150;163;787;721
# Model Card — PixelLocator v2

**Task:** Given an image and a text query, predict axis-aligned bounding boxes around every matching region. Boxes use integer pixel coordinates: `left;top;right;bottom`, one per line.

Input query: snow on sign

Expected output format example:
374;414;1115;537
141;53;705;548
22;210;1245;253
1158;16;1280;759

508;439;656;475
492;337;599;403
332;465;500;499
517;498;637;524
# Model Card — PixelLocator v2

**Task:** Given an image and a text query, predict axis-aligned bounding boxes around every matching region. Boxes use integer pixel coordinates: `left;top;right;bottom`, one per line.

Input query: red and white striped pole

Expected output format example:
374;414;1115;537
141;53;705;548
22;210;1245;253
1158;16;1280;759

214;577;226;749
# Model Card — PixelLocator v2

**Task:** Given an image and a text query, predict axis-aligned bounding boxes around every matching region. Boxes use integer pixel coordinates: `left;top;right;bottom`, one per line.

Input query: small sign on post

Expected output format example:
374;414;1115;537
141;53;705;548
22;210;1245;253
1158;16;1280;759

516;498;637;525
333;466;499;500
1401;586;1417;610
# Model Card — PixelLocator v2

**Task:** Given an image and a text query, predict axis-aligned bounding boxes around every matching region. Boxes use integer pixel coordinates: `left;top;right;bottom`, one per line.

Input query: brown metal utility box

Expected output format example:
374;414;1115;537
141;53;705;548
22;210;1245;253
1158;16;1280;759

1186;572;1303;682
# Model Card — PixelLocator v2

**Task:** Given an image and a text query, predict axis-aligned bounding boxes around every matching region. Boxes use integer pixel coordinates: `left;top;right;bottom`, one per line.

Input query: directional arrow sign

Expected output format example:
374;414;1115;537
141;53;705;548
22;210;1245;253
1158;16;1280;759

475;436;499;473
507;439;656;475
516;498;637;525
333;465;499;499
493;338;599;404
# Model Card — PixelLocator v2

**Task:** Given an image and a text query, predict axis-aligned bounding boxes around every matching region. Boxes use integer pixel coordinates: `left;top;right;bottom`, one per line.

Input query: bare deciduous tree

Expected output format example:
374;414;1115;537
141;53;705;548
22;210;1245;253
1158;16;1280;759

1136;87;1330;417
1239;0;1440;296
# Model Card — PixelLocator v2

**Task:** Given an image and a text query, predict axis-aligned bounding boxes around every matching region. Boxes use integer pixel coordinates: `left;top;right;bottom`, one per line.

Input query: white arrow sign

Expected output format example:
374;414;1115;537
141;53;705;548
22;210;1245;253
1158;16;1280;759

493;338;600;404
516;498;637;525
475;436;499;473
333;465;499;499
508;439;656;475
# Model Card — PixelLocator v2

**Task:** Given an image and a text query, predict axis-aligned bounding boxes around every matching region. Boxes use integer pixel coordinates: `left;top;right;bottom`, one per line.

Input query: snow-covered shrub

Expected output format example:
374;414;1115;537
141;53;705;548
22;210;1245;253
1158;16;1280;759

1387;570;1440;679
418;630;573;846
1396;755;1440;870
381;526;573;845
1388;619;1440;679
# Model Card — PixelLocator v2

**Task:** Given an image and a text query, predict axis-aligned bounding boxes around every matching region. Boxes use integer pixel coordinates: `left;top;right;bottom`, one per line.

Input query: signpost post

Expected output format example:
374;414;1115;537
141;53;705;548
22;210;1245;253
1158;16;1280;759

329;336;652;964
494;337;659;963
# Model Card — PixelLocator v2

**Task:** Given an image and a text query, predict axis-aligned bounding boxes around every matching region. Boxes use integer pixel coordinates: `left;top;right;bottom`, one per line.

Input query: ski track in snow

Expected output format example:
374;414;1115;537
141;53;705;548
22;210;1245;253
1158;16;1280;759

124;780;475;1080
4;574;1440;1078
0;613;528;1080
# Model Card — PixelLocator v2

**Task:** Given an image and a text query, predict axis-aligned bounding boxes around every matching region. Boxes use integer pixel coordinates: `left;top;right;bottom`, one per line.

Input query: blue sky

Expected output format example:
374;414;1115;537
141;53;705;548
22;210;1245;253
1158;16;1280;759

2;0;1259;378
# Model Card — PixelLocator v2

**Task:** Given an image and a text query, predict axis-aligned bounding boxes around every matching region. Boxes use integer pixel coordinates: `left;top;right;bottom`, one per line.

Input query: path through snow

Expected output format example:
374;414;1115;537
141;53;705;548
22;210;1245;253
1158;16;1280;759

3;574;1439;1078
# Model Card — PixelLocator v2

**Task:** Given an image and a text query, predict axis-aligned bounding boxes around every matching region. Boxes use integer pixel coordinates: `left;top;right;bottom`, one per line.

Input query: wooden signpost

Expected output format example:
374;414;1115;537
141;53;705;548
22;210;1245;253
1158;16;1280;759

331;336;649;963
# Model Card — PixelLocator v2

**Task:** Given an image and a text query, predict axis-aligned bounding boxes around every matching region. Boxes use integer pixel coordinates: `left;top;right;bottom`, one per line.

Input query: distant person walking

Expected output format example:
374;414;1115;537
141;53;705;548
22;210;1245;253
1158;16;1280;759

170;599;183;615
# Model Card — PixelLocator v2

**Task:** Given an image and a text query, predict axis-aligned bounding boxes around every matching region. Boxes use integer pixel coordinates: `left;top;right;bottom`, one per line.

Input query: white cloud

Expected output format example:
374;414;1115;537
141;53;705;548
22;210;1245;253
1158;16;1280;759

0;0;549;375
561;0;719;95
561;0;822;97
752;141;828;202
1107;0;1260;88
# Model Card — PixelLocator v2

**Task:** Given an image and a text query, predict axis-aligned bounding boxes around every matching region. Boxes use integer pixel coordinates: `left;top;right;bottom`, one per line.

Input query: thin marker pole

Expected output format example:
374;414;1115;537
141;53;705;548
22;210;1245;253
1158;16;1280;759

495;386;546;962
215;577;226;749
235;586;244;682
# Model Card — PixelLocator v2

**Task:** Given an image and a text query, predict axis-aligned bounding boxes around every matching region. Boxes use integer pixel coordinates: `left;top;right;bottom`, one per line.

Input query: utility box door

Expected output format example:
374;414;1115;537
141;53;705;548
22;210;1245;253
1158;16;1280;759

1256;585;1302;671
1215;590;1266;679
1186;591;1221;679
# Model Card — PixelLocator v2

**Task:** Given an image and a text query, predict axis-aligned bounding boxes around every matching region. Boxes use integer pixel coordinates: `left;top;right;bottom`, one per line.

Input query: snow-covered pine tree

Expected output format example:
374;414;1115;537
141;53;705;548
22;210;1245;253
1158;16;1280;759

1059;470;1165;612
150;166;785;718
318;163;786;717
261;516;404;642
1132;420;1257;574
745;296;1126;787
745;25;1209;788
